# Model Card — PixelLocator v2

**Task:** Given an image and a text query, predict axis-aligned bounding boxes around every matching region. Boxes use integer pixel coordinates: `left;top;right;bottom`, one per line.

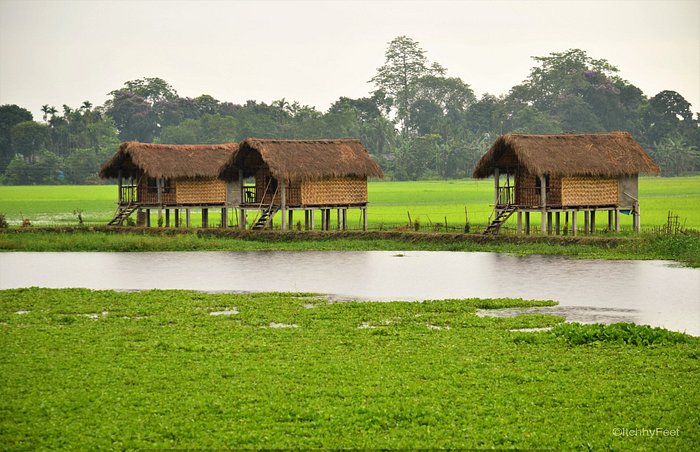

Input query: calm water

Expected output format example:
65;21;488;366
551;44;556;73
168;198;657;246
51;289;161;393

1;251;698;335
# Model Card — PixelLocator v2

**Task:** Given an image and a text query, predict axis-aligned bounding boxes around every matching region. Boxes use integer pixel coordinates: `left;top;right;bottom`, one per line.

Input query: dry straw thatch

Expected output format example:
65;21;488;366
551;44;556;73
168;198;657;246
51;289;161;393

472;132;660;178
219;138;384;183
100;142;238;179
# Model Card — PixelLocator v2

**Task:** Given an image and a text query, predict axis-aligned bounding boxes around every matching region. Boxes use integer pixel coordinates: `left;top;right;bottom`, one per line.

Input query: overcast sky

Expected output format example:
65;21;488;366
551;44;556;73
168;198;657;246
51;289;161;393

1;0;698;121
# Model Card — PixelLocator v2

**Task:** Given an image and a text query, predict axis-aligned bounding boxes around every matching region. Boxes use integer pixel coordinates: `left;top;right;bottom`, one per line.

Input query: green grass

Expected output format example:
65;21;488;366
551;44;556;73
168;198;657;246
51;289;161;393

1;288;697;449
2;229;699;266
1;176;698;230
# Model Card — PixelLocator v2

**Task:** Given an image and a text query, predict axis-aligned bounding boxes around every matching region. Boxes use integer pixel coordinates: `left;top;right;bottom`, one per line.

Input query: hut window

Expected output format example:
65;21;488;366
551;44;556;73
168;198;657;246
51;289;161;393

147;177;172;193
535;175;550;192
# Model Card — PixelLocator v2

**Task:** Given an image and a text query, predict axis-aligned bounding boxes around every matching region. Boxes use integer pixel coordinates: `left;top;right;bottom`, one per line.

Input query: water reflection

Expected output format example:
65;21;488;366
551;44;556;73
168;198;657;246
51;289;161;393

1;251;698;335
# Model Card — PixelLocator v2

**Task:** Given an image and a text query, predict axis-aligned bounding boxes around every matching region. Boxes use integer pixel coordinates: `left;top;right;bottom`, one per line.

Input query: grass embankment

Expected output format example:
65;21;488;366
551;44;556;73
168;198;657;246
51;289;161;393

1;176;699;230
1;288;696;449
2;228;699;267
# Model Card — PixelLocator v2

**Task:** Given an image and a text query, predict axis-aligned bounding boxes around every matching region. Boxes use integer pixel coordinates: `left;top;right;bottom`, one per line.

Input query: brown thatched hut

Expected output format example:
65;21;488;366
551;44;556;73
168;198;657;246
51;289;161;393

100;141;239;227
472;132;660;235
219;138;384;230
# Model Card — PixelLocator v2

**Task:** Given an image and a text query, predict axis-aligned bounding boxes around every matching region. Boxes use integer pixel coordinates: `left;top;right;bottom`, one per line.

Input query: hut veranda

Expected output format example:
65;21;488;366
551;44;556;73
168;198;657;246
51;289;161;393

100;138;384;230
473;132;660;235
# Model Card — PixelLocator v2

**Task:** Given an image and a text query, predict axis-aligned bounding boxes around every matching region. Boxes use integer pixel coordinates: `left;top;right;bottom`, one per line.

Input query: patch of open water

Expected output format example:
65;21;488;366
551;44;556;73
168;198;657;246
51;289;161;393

0;251;697;335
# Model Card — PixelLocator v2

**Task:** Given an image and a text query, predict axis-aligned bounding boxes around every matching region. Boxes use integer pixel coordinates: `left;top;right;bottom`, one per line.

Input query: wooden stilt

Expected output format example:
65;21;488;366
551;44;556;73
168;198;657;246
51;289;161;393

539;175;547;234
572;211;578;236
165;209;170;227
221;208;228;228
342;208;348;230
517;211;522;234
555;212;561;235
280;178;287;231
525;212;530;235
310;209;315;231
239;208;245;230
547;211;553;235
186;209;191;228
175;209;180;228
584;211;589;235
146;209;151;227
494;168;500;207
615;208;620;232
608;210;613;232
288;209;293;229
362;207;368;231
590;210;596;234
156;178;163;226
118;170;123;204
336;209;341;230
202;208;208;228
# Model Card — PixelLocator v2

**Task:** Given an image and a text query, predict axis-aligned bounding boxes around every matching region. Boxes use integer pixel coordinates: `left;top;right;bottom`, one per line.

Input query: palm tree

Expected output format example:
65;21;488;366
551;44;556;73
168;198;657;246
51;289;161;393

41;104;50;122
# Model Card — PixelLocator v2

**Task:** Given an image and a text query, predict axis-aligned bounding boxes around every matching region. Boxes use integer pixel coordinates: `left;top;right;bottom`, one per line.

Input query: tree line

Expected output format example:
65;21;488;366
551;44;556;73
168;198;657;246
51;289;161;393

1;36;698;184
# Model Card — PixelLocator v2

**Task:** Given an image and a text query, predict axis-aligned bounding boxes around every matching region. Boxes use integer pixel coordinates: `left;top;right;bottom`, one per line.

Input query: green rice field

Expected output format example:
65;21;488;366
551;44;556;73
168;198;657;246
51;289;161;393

0;176;698;231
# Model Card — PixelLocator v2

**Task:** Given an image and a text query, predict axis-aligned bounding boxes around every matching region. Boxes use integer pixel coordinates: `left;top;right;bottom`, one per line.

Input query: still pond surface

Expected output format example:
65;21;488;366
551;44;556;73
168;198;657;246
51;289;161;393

1;251;698;335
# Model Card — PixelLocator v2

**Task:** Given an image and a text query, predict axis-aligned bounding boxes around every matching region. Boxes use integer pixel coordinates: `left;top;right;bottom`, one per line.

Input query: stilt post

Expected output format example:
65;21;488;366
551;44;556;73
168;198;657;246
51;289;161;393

539;175;547;234
280;178;287;231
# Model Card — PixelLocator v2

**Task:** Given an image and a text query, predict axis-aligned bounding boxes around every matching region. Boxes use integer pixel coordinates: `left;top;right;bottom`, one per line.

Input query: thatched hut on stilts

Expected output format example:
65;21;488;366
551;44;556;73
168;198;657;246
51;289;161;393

473;132;660;235
218;138;384;231
99;142;239;227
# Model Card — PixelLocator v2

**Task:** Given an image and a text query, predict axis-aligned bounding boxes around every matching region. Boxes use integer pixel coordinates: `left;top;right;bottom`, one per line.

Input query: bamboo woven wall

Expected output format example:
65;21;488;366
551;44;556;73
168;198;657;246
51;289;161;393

175;179;227;204
301;177;367;206
549;177;562;206
138;178;176;205
515;173;561;206
561;177;618;206
515;173;539;206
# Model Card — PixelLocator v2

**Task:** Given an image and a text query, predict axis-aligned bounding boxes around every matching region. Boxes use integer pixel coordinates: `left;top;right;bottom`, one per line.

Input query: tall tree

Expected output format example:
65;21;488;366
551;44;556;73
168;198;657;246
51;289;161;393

105;77;179;142
0;104;33;171
511;48;621;111
644;90;695;145
370;36;444;134
11;121;48;163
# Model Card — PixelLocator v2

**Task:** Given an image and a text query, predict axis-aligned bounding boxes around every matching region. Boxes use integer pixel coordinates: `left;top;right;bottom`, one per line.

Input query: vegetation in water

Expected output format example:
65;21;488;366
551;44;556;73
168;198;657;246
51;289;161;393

552;322;691;346
1;288;697;449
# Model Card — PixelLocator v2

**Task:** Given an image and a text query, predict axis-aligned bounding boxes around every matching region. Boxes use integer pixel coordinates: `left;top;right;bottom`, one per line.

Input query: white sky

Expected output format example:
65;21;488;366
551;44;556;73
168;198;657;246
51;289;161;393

1;0;698;121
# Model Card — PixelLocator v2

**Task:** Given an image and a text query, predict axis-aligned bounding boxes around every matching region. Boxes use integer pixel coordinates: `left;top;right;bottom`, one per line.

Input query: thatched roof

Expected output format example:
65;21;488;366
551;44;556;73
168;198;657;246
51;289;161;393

472;132;660;178
100;142;238;179
219;138;384;182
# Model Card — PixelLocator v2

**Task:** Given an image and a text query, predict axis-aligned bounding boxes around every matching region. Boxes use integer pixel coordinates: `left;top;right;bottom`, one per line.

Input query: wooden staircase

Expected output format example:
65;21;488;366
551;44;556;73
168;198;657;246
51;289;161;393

108;204;138;226
483;205;516;235
251;204;279;230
